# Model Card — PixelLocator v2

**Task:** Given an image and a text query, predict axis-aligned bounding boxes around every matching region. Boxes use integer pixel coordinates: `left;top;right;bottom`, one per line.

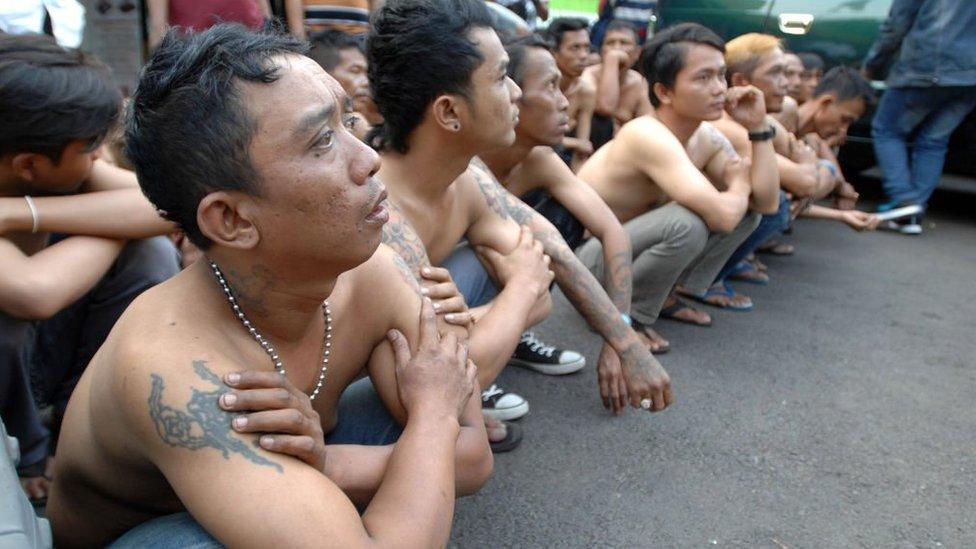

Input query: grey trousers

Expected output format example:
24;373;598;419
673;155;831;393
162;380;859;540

577;202;759;325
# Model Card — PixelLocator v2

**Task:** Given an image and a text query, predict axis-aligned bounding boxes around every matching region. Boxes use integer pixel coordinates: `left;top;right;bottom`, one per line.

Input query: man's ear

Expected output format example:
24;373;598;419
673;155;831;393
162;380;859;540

652;82;672;106
9;152;53;183
197;191;260;250
431;94;465;132
729;72;750;88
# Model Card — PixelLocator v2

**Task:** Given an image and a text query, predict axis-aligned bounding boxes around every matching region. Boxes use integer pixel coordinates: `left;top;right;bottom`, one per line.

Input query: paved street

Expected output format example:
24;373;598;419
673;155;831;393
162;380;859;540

451;190;976;548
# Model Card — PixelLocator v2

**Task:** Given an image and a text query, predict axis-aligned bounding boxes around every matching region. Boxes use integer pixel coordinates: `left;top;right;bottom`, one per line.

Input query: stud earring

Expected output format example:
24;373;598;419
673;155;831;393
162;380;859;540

454;123;460;131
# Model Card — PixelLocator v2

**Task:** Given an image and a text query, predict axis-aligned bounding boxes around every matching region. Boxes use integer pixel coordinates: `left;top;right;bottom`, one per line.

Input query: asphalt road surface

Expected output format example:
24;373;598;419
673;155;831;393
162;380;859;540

450;192;976;548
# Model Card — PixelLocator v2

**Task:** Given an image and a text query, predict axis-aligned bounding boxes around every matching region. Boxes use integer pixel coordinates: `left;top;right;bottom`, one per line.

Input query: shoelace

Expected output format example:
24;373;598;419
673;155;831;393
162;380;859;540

521;332;556;358
482;384;504;400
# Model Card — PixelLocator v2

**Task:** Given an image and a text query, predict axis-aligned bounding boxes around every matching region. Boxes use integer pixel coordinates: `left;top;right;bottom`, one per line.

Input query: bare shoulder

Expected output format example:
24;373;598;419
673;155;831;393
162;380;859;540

694;121;739;160
519;146;573;187
617;115;685;153
577;76;597;100
711;114;750;154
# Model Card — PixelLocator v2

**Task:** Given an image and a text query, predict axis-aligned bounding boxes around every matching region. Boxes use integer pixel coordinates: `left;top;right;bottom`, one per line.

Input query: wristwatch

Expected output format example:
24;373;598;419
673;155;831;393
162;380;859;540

748;125;776;142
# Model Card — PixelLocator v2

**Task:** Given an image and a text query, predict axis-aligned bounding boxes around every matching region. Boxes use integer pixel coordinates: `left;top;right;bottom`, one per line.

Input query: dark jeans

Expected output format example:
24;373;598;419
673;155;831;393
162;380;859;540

0;237;179;473
872;86;976;208
715;192;791;284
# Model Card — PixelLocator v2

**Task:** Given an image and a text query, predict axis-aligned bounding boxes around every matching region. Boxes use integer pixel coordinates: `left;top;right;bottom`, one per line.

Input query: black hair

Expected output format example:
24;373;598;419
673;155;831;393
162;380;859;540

307;29;364;72
814;66;875;105
638;23;725;107
367;0;494;153
125;24;306;249
0;32;121;161
504;33;553;85
545;17;589;50
603;19;639;42
797;52;824;72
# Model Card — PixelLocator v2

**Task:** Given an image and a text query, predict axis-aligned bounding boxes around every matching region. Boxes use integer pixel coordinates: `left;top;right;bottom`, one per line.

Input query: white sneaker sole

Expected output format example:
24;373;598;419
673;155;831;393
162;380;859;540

508;356;586;375
482;401;530;421
899;224;922;235
875;204;923;221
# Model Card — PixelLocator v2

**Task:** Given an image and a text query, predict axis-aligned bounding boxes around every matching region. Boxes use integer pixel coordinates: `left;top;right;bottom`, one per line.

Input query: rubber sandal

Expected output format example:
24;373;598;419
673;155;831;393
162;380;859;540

630;318;670;354
678;282;754;311
658;298;712;327
489;421;522;453
726;261;770;285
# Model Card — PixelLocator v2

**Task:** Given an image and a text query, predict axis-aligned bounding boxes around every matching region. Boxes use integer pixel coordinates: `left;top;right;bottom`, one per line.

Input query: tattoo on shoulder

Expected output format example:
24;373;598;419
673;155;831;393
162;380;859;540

148;360;283;473
381;200;433;279
470;164;534;225
704;123;739;160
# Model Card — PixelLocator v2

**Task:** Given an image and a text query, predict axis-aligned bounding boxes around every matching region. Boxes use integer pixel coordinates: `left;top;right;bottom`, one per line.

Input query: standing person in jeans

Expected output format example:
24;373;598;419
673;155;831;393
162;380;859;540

864;0;976;235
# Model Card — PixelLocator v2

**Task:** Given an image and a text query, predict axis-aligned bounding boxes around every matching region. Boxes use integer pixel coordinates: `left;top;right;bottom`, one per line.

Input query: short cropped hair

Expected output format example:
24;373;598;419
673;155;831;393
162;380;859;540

0;32;121;161
603;19;639;42
724;33;782;82
504;33;552;85
798;52;824;72
545;17;589;49
813;66;875;105
307;29;364;72
125;25;306;249
638;23;725;107
367;0;494;154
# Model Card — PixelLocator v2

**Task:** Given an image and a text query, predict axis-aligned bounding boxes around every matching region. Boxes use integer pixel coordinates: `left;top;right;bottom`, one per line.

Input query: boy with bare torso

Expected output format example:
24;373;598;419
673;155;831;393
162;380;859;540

369;0;672;418
578;23;780;327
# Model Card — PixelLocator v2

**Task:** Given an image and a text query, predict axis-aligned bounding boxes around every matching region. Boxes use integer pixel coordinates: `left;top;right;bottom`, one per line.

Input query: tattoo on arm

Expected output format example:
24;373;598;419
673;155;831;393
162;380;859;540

471;163;632;346
704;123;739;160
148;360;283;473
380;200;434;279
604;250;633;313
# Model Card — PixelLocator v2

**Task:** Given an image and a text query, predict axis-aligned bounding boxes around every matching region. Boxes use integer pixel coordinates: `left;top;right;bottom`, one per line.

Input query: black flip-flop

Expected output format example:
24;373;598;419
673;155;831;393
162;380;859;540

489;421;522;454
658;298;712;327
630;318;670;354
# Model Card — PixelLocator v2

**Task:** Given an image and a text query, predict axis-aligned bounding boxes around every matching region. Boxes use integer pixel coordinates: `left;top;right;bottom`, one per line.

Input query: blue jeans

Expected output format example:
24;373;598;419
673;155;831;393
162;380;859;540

109;378;399;548
714;192;791;284
872;86;976;208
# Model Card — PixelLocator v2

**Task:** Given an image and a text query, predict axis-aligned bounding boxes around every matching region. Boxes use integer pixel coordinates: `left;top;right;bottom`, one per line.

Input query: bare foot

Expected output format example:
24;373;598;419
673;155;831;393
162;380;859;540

483;414;507;443
633;322;670;354
676;284;753;310
660;294;712;326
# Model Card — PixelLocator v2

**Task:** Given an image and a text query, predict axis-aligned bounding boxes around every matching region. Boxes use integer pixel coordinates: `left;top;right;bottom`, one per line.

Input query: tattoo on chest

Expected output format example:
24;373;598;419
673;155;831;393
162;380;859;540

148;360;283;473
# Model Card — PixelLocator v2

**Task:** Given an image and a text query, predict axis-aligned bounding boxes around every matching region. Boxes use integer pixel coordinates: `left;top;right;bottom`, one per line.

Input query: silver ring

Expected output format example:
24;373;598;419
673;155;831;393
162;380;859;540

640;398;652;410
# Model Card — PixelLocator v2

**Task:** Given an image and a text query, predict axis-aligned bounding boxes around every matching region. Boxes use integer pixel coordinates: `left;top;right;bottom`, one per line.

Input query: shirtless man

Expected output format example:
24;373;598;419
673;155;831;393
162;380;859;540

578;23;779;325
582;20;653;151
0;33;179;504
47;26;490;546
546;17;597;170
369;0;672;416
712;34;867;278
477;35;666;353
